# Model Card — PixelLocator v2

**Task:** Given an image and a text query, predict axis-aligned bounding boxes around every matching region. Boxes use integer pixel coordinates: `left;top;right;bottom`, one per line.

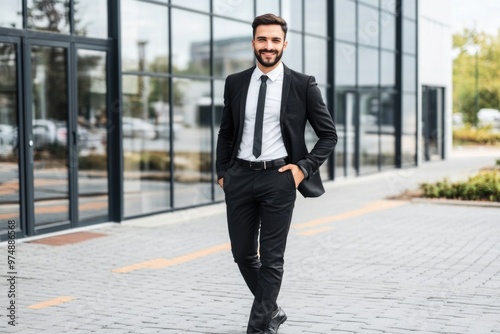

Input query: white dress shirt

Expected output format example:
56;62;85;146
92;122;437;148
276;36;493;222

237;62;287;161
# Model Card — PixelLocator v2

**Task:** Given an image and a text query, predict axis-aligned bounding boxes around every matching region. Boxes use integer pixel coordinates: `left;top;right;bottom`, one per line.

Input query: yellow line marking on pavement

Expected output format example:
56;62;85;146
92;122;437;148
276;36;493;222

113;243;231;274
297;226;334;236
27;296;75;310
294;200;407;231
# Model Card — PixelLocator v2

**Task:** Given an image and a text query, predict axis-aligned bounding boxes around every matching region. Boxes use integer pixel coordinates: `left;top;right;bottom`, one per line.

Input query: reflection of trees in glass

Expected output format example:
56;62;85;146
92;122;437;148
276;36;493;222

124;56;186;120
27;0;70;33
27;0;91;35
77;54;104;125
148;56;184;105
32;46;67;121
0;44;16;92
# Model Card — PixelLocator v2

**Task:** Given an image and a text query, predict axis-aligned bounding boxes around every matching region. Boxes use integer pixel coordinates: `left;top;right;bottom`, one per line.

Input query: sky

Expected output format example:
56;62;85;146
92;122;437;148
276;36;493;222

451;0;500;35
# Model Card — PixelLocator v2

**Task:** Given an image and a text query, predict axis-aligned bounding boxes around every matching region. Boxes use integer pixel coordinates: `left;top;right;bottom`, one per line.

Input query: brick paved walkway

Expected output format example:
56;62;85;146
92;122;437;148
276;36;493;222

1;147;500;333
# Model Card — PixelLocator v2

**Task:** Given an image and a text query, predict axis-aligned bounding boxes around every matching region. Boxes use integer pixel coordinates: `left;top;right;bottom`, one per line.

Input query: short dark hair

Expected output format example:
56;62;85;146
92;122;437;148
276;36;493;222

252;13;288;39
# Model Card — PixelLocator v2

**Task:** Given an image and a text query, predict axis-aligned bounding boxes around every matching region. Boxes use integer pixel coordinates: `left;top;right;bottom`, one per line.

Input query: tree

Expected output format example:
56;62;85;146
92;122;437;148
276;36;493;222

453;28;500;125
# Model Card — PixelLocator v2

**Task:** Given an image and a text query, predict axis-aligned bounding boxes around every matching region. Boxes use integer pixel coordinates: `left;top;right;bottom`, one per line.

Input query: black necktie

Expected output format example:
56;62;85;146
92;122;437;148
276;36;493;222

253;75;268;159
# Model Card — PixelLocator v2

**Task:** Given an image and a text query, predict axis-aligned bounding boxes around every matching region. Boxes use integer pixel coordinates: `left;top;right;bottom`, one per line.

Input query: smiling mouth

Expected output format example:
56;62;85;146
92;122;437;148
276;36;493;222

260;50;277;57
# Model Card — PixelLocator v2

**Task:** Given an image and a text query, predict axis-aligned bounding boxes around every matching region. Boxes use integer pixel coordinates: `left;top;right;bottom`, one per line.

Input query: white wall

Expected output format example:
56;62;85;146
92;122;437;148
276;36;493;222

418;0;453;160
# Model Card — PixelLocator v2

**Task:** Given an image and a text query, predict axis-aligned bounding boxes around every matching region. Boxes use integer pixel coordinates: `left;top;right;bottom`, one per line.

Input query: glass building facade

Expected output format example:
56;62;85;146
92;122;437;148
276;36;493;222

0;0;421;241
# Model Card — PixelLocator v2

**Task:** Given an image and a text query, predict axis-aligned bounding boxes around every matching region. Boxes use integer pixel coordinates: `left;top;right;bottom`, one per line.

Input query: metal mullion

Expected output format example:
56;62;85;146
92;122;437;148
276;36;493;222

168;3;175;209
107;0;124;222
328;0;335;180
354;0;360;176
21;38;35;236
68;43;79;228
415;0;419;166
210;0;216;201
15;39;27;240
22;0;27;29
377;2;382;171
395;0;402;168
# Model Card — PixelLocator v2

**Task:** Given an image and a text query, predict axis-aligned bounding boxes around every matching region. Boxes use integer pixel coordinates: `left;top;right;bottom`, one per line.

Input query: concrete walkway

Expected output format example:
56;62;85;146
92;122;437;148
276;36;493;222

1;147;500;333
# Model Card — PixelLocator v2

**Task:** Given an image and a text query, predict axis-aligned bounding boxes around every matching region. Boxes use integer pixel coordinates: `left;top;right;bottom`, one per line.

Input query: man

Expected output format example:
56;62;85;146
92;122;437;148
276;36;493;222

216;13;337;334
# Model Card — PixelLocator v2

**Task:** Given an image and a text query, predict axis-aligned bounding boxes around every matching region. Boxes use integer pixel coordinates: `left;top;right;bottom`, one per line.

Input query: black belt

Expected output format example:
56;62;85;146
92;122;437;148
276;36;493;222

235;157;288;170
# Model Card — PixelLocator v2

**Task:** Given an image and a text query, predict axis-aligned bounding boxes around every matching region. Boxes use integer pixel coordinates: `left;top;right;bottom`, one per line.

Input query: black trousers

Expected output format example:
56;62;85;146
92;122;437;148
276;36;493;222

223;162;297;334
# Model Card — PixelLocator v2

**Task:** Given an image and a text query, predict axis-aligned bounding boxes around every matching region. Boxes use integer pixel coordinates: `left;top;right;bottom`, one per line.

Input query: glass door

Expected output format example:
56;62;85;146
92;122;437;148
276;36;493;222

0;39;22;240
76;48;109;225
28;43;72;233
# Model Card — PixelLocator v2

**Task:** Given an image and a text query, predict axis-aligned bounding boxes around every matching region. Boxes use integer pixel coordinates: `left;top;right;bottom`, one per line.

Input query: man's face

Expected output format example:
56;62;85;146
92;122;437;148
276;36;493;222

252;24;288;68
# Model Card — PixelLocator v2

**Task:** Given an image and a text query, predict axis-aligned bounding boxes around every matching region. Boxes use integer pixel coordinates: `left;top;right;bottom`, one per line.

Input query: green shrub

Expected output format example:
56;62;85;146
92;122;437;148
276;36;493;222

420;169;500;202
79;154;107;170
453;125;500;146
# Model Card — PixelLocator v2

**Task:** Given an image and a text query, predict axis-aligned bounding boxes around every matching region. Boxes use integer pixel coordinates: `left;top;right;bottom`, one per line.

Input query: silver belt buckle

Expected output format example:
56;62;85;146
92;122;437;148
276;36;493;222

263;161;267;169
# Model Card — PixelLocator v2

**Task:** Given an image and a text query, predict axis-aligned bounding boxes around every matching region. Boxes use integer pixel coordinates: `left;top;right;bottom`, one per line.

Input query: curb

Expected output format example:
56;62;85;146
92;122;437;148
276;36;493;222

411;197;500;208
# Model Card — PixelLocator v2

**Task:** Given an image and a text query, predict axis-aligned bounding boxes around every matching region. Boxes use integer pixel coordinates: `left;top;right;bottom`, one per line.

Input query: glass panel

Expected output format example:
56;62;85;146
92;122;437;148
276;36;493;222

77;49;108;223
305;36;327;84
306;85;330;180
75;0;108;38
403;0;416;19
213;18;254;78
359;91;379;174
122;75;171;217
171;0;209;12
358;47;379;88
402;93;417;166
380;92;395;168
336;42;356;87
0;1;23;28
256;0;280;16
403;19;416;55
381;0;397;14
282;31;302;72
381;51;395;87
380;12;395;50
172;9;210;76
121;0;168;73
335;0;356;42
213;0;253;21
173;79;212;208
31;46;69;227
360;0;379;7
403;55;416;92
0;43;20;233
27;0;70;34
305;0;327;36
335;91;356;177
358;4;379;48
214;79;225;201
282;0;303;31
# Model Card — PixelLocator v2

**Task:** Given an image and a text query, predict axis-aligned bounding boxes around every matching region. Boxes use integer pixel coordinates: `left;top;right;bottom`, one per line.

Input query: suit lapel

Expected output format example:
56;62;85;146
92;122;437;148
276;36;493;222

280;64;291;128
239;66;255;132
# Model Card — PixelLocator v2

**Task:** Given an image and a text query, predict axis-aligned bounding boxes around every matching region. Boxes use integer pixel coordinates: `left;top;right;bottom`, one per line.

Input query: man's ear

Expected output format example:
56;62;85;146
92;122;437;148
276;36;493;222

251;38;255;50
283;40;288;50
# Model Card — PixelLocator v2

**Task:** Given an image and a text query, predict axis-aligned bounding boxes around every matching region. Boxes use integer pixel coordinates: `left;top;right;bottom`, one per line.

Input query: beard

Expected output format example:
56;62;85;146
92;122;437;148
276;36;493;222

254;48;284;68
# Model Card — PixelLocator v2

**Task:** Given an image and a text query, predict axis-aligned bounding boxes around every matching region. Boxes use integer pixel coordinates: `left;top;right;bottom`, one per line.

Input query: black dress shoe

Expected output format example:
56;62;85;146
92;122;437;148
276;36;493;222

267;307;287;334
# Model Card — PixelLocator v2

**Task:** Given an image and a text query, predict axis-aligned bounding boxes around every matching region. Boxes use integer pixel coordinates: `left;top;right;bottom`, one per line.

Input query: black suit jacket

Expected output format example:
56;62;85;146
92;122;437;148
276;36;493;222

216;64;337;197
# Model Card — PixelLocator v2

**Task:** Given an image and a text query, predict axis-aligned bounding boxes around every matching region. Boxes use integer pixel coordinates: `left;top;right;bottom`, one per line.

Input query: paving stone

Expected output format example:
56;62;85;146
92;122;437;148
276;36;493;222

1;149;500;333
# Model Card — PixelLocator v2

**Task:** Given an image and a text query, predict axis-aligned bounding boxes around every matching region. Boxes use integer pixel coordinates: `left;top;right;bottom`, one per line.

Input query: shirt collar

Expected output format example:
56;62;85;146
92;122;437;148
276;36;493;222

253;62;284;82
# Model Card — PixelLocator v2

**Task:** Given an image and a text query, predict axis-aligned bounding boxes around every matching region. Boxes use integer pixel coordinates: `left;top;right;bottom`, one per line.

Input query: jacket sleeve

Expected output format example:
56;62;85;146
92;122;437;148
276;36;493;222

296;76;337;179
215;77;235;180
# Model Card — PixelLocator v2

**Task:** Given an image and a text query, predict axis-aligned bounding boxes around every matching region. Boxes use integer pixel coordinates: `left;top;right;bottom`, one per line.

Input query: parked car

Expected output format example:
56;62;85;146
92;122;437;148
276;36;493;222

477;108;500;128
32;119;93;150
154;121;183;139
122;117;157;140
0;124;15;157
33;119;62;148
